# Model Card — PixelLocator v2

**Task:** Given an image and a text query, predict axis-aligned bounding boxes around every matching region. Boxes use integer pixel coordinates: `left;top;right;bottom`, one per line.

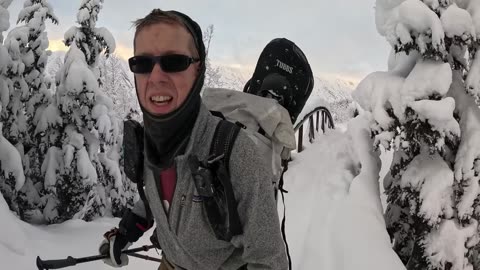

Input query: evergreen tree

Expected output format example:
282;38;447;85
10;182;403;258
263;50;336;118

38;0;118;223
0;0;25;214
354;0;480;269
10;0;59;223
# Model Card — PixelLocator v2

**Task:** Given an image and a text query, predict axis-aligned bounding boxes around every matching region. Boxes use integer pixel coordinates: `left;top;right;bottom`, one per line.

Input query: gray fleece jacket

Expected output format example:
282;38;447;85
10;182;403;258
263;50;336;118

132;103;288;270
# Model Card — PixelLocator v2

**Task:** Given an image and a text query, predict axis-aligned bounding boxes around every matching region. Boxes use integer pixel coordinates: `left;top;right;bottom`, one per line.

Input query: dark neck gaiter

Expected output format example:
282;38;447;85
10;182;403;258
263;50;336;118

142;87;201;167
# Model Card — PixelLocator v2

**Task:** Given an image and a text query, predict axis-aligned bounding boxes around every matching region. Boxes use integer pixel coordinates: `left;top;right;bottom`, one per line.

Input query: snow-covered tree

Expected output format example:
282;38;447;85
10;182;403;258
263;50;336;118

2;26;29;149
96;53;140;214
354;0;480;269
36;0;127;223
203;25;223;89
16;0;58;142
98;53;139;119
6;0;59;223
0;0;26;214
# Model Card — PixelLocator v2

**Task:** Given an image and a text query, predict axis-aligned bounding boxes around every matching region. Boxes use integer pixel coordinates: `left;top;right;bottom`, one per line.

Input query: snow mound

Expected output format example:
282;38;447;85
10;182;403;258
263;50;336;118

284;113;405;270
0;193;26;255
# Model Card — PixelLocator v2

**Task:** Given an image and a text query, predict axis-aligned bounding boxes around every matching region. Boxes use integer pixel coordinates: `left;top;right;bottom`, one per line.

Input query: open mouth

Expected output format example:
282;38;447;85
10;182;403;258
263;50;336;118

150;95;173;105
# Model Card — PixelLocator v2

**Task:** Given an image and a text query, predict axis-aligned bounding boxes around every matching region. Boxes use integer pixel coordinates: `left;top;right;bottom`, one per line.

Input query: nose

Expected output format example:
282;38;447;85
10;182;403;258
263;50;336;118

148;62;169;83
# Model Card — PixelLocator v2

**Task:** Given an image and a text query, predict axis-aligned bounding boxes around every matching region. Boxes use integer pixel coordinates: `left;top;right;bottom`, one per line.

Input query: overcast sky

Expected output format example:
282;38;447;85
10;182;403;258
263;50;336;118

6;0;391;82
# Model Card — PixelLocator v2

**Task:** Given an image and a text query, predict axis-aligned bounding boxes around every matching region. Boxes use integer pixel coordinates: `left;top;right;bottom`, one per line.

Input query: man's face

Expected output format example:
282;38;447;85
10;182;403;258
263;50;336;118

134;23;199;115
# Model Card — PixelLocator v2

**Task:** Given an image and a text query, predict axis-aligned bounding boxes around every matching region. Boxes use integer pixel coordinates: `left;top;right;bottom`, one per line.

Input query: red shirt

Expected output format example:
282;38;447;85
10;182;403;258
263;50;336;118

159;166;177;212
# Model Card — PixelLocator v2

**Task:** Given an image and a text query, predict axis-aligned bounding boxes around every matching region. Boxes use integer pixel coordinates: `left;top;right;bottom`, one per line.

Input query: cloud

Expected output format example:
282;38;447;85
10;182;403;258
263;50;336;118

114;42;133;61
46;38;133;63
47;39;67;52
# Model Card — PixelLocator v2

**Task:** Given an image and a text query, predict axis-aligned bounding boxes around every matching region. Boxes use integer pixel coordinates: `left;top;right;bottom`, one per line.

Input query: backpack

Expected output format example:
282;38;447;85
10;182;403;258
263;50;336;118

123;38;313;270
196;38;314;269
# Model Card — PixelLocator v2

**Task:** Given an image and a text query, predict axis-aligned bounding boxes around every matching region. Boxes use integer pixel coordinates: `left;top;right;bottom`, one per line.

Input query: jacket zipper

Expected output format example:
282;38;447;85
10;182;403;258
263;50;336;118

174;194;187;235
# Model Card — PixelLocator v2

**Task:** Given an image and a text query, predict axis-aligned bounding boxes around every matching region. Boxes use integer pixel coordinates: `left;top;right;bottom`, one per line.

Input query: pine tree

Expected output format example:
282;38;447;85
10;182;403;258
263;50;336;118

2;26;29;150
354;0;480;269
0;0;25;214
8;0;59;223
37;0;118;223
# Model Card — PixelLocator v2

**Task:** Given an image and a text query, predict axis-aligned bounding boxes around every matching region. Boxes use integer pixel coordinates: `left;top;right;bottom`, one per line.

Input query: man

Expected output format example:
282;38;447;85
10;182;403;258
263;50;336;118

98;9;288;270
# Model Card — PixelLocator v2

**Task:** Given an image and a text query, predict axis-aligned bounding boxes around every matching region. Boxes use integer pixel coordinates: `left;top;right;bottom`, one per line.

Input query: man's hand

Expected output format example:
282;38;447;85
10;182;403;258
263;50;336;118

99;228;132;267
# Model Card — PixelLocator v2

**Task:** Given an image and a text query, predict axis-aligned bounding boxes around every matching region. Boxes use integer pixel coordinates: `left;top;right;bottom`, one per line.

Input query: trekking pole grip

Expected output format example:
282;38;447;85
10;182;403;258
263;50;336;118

36;256;78;270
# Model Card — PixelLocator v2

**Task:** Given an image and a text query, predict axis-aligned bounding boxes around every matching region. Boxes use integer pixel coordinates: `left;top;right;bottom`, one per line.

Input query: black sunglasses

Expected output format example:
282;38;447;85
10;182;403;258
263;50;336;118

128;54;200;74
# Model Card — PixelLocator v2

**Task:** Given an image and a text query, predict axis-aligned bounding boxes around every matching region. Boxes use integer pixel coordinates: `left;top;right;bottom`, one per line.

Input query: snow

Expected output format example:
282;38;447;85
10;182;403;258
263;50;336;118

35;103;62;134
0;77;8;111
449;71;480;220
41;146;62;188
61;144;74;170
77;146;98;185
353;71;403;129
441;3;476;39
0;216;159;270
376;0;446;52
423;219;478;270
0;44;9;72
354;59;456;136
66;125;85;149
387;49;420;77
5;26;29;61
99;153;122;188
0;125;25;191
409;97;460;138
456;177;480;219
466;48;480;97
0;0;13;8
398;0;445;49
283;114;404;270
77;7;90;24
0;193;26;255
375;0;406;38
22;49;35;67
95;27;116;53
400;151;454;225
66;57;99;94
294;96;330;126
64;26;78;45
0;113;405;270
401;60;452;102
423;0;441;10
0;4;9;42
463;0;480;37
92;103;112;141
95;92;114;111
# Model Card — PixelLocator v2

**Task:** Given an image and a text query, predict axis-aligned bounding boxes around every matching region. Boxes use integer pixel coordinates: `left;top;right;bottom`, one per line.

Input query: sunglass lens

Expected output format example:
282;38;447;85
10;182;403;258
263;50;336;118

129;56;154;74
160;54;190;72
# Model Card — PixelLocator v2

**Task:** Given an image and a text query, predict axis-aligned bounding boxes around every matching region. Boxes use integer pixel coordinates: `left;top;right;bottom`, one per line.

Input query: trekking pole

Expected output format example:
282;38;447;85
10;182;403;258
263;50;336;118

128;253;162;263
36;245;157;270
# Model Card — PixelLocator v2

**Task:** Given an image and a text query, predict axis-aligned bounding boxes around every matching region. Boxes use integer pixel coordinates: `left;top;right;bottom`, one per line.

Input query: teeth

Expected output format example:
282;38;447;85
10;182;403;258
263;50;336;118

151;96;172;102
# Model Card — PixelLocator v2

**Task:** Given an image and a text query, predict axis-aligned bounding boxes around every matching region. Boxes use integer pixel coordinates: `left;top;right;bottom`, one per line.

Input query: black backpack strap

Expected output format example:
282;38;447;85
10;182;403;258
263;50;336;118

136;172;154;228
279;159;292;270
210;120;243;238
123;120;153;228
